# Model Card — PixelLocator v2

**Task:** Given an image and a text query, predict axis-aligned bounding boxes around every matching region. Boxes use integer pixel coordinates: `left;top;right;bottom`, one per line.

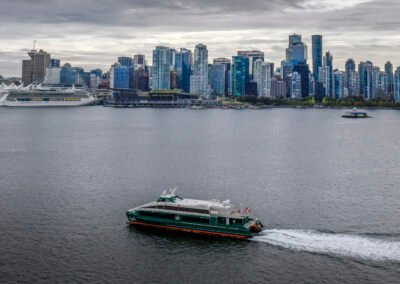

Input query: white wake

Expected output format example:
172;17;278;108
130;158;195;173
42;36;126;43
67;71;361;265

251;229;400;262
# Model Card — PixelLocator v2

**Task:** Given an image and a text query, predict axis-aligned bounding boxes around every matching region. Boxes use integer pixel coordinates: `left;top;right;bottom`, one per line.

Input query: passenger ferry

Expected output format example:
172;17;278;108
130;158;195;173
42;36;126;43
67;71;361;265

126;188;264;239
342;108;369;118
0;85;97;107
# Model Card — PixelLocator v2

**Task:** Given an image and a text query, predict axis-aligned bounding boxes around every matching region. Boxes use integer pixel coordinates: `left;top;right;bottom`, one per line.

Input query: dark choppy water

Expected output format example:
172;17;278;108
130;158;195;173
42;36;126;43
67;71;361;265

0;107;400;283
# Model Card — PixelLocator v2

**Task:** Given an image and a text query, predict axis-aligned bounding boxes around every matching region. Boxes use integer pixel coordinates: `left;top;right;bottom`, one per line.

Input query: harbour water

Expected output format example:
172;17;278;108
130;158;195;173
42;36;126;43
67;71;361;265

0;107;400;283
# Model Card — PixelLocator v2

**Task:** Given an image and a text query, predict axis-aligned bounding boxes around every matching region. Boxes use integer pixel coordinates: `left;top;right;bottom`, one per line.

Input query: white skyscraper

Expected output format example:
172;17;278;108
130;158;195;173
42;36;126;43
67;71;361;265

254;59;273;97
190;44;211;96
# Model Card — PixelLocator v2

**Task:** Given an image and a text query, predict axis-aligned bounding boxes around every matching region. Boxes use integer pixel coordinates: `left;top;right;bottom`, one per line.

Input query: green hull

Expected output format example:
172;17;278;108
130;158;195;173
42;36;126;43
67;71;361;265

127;212;255;238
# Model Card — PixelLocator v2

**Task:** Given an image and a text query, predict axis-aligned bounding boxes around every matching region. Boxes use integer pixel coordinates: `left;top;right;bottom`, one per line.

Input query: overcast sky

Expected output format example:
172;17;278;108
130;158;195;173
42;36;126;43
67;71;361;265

1;0;399;77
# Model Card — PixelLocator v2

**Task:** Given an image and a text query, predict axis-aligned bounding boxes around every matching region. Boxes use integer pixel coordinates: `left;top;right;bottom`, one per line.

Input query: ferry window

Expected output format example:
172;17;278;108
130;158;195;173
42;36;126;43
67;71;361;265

139;211;175;220
181;216;209;224
229;219;243;225
217;217;226;224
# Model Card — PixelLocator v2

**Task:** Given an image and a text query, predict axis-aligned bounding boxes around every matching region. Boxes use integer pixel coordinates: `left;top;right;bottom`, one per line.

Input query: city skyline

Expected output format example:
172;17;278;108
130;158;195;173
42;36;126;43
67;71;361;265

1;0;400;77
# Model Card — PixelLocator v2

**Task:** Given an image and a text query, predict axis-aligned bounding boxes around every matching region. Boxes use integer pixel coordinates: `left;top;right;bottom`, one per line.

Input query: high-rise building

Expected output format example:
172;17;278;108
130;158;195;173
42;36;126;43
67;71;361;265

237;51;264;80
290;72;302;98
213;58;231;96
22;49;51;86
254;59;273;97
133;54;145;66
133;67;150;91
324;51;333;96
231;56;249;97
60;63;77;86
118;57;133;67
44;66;61;84
312;35;322;81
271;75;286;98
318;66;330;98
152;46;172;90
110;63;130;89
345;59;356;95
333;70;345;99
286;34;307;65
210;64;226;96
385;61;394;95
293;64;310;98
395;67;400;103
50;59;60;68
174;48;192;93
190;44;210;96
359;61;373;100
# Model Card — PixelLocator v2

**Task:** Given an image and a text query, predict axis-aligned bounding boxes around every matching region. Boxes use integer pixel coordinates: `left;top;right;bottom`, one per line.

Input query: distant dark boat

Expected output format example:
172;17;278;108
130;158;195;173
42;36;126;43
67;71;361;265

342;108;369;118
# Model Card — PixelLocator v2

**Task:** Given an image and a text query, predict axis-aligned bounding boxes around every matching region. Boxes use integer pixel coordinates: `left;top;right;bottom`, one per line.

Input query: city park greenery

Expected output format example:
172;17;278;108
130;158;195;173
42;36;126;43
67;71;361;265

232;95;400;108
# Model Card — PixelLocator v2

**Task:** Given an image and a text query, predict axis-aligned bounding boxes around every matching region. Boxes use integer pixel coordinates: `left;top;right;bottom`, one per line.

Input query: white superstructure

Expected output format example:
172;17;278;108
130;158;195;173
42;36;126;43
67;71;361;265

0;84;98;107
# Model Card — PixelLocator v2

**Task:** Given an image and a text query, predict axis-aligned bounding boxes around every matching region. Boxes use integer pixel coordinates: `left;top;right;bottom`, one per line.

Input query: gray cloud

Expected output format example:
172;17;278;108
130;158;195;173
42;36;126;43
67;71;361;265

1;0;400;76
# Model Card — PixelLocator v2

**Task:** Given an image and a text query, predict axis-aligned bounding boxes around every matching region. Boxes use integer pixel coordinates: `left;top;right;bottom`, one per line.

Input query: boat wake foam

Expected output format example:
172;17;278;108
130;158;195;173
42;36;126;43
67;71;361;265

251;229;400;262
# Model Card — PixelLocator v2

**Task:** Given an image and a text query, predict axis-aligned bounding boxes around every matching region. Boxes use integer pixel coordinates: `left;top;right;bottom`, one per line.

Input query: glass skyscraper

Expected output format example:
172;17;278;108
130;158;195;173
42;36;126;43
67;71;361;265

231;56;249;97
152;46;171;90
312;35;322;82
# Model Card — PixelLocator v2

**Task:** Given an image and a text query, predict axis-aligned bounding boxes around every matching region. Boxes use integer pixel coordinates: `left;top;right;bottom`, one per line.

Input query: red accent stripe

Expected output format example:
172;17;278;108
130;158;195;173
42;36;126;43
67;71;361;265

129;221;251;239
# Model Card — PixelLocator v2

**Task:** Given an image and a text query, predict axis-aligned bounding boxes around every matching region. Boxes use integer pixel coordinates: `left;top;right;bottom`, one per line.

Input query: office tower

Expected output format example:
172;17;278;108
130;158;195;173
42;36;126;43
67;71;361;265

293;64;310;97
323;51;333;96
133;54;145;66
231;56;249;97
44;66;61;84
118;56;133;67
312;35;323;82
254;59;273;97
347;70;360;97
371;66;381;99
286;34;308;65
110;63;130;89
76;72;91;87
290;72;302;98
174;48;192;93
237;50;264;80
60;63;77;85
152;46;171;90
22;49;51;86
395;67;400;103
359;61;373;100
271;75;286;98
345;59;356;95
50;59;60;68
318;66;330;98
333;70;345;99
190;44;210;96
378;71;387;97
213;58;231;96
385;61;394;95
133;67;150;91
210;64;226;96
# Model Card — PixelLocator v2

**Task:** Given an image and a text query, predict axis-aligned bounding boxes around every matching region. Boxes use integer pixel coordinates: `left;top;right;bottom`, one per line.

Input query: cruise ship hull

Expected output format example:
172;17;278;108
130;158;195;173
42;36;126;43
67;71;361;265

0;98;98;107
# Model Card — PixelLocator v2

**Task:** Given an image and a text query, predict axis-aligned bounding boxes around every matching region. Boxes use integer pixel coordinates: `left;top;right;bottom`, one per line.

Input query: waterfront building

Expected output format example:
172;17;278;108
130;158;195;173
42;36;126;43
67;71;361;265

210;63;226;96
174;48;192;93
190;44;211;96
271;75;286;98
231;56;249;97
152;46;172;90
290;72;302;99
345;59;356;96
133;67;150;91
371;66;381;99
359;61;374;99
318;66;330;98
60;63;77;85
237;50;264;80
333;70;345;99
312;35;322;82
44;66;61;84
213;58;231;96
395;67;400;103
293;63;310;98
110;63;130;89
254;59;273;97
76;72;91;88
22;49;51;86
385;61;394;95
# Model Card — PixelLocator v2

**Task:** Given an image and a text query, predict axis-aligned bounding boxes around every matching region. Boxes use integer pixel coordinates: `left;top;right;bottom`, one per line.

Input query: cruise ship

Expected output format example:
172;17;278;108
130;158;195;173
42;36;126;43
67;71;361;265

0;85;97;107
126;189;264;239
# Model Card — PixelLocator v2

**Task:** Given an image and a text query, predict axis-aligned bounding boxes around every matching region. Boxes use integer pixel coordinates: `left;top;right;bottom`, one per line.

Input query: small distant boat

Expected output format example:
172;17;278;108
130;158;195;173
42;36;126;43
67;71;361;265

126;188;264;239
342;108;369;118
190;105;205;110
